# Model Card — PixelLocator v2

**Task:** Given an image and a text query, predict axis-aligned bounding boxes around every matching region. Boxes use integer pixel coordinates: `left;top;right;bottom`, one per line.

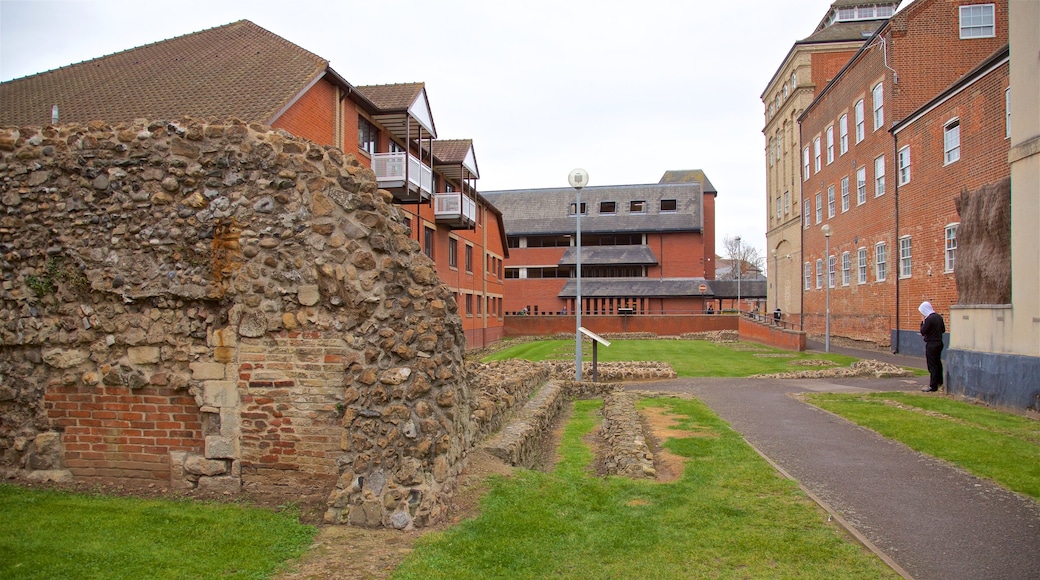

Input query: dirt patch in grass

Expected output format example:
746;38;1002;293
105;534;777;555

640;405;699;483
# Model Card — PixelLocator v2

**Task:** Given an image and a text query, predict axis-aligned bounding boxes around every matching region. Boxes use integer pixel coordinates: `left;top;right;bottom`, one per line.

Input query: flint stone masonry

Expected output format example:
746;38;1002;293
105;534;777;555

483;381;565;468
0;119;471;528
601;392;656;479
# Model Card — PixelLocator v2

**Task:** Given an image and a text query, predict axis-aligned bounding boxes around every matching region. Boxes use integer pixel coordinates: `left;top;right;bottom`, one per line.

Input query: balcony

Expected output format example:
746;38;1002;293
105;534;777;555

371;152;433;204
434;191;477;229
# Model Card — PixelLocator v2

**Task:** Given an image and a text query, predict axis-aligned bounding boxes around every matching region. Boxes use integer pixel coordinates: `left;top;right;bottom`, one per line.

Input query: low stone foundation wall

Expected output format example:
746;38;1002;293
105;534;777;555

467;360;549;442
483;381;565;468
542;361;676;382
601;392;655;479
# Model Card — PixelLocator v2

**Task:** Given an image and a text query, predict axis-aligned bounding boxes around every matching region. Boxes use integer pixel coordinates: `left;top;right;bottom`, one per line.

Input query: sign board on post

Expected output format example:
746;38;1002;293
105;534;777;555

579;327;610;383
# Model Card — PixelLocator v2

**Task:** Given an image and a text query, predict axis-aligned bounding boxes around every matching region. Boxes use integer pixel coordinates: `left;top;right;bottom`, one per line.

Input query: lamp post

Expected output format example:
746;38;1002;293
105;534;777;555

735;236;742;314
772;248;778;310
821;224;831;352
568;168;588;381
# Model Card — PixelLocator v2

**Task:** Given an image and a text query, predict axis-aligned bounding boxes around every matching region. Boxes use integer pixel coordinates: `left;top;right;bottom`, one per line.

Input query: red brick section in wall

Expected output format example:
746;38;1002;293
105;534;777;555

45;386;203;481
272;78;337;147
738;316;807;351
811;50;861;90
504;315;736;337
653;231;707;278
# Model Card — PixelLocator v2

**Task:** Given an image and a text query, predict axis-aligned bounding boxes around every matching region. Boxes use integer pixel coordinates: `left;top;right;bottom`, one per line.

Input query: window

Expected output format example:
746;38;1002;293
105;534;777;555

826;126;834;164
358;116;377;154
874;155;885;197
815;192;822;224
816;259;823;289
855;99;865;142
600;201;616;214
839;114;849;154
465;244;473;273
960;4;995;38
769;137;775;166
857;247;868;284
804;200;811;228
448;237;458;268
814;137;822;172
661;199;677;212
1006;87;1011;139
841;252;851;286
944;120;961;164
945;224;959;272
804;262;812;290
465;294;473;316
476;294;482;316
569;202;587;215
506;236;521;249
857;166;867;205
872;82;884;130
630;200;646;213
783;191;789;215
827;185;835;218
791;71;797;88
898;146;911;184
876;242;887;281
424;227;435;259
803;147;810;180
828;255;836;288
769;103;775;117
783;83;789;99
841;177;850;212
776;196;782;220
899;236;912;278
504;268;520;279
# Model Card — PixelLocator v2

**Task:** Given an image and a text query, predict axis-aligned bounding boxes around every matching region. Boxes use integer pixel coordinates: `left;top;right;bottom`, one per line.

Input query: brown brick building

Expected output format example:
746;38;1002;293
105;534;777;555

798;0;1009;351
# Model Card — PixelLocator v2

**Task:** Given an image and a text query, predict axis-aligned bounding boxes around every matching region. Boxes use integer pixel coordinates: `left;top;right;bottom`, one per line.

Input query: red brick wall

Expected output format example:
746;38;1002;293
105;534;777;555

504;314;736;337
738;316;807;351
45;385;203;481
811;51;860;90
272;78;336;147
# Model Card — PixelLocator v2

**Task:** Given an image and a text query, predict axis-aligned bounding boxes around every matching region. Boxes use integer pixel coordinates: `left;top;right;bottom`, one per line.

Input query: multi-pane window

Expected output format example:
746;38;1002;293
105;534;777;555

944;120;961;164
804;262;812;290
358;116;378;154
874;155;885;197
826;126;834;164
876;242;887;281
839;114;849;154
945;224;959;272
768;137;775;166
899;237;912;278
960;4;995;38
569;202;588;214
841;252;851;286
828;255;836;288
804;200;812;228
465;294;473;316
855;99;865;142
783;191;789;215
857;166;867;205
815;192;822;224
872;82;884;130
803;147;810;180
424;226;435;259
814;137;822;172
465;244;473;272
827;185;835;218
857;247;868;284
776;196;782;220
816;259;823;289
841;177;850;212
630;200;646;213
898;146;911;184
448;237;458;268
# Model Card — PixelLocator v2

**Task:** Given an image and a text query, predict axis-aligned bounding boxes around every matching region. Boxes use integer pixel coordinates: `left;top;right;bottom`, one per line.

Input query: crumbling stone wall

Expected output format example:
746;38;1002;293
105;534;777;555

0;119;470;528
954;178;1012;305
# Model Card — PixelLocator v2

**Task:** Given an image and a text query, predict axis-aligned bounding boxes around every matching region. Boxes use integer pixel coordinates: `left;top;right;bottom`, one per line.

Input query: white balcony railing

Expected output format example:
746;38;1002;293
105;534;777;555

434;192;477;225
371;152;433;198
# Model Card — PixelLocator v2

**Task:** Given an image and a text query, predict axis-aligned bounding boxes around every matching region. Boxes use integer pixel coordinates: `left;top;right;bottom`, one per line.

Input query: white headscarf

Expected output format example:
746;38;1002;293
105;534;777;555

919;301;935;318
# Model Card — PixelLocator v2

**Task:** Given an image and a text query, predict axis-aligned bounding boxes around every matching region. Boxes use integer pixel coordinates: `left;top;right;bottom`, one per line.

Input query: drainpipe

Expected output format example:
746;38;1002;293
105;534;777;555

893;132;900;354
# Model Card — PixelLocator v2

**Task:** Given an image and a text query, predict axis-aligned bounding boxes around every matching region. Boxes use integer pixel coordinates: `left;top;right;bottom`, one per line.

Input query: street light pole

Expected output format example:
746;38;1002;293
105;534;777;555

822;224;831;352
735;236;742;315
568;168;588;382
772;248;778;310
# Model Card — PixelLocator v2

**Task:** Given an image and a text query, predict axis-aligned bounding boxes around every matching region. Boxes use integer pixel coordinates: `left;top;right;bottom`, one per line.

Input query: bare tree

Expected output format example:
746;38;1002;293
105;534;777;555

719;236;765;280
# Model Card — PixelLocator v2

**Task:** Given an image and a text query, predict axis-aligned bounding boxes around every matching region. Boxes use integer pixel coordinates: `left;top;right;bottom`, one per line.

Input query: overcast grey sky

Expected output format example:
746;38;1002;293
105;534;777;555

1;0;839;257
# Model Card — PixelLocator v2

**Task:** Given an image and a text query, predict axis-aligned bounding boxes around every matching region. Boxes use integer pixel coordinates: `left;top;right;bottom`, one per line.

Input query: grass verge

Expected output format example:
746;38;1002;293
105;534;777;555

393;397;896;579
0;484;316;579
804;392;1040;499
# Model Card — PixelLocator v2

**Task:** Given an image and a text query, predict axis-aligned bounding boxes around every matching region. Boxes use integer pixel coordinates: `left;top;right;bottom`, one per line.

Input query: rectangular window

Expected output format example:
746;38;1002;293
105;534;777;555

660;199;677;212
855;99;865;142
872;82;884;130
804;200;811;229
465;244;473;273
358;116;378;154
839;114;849;154
944;120;961;164
465;294;473;316
630;200;646;213
569;202;587;215
828;255;836;288
804;262;812;290
448;237;458;268
600;201;616;214
768;137;775;167
776;196;782;220
803;147;810;180
899;236;912;278
945;224;959;272
857;247;867;284
827;185;835;218
815;192;822;224
876;242;887;281
841;252;851;286
1006;87;1011;139
424;227;435;260
874;155;885;197
898;146;911;184
783;191;789;214
814;137;822;172
857;166;867;205
841;177;850;212
960;4;995;38
815;259;823;289
826;126;834;164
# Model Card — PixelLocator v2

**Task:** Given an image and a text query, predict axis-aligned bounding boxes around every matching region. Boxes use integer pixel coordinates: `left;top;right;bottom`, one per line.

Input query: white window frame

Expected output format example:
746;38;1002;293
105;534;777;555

855;99;865;142
841;176;850;212
768;137;775;167
945;223;959;272
857;247;867;284
826;126;835;164
803;147;810;181
944;119;961;164
872;82;884;130
804;200;812;229
1005;87;1011;139
960;4;995;39
874;155;885;197
841;252;850;286
815;192;822;224
856;166;867;205
783;191;789;215
814;137;822;173
828;255;836;288
875;242;887;282
776;196;782;220
827;185;835;218
898;146;911;185
804;262;812;290
839;114;849;154
899;236;912;278
816;259;823;289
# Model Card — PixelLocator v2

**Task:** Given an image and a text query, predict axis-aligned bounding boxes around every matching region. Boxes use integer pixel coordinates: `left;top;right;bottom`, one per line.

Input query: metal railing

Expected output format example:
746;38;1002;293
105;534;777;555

434;191;477;222
371;152;433;195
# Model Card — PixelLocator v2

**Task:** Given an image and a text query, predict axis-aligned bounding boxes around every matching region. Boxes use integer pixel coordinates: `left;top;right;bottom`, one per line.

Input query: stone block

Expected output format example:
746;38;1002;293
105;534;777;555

27;432;64;470
127;346;161;365
189;362;226;380
205;435;239;459
26;469;73;483
184;455;229;476
196;475;241;493
298;285;320;306
202;381;239;408
219;408;241;438
41;349;90;369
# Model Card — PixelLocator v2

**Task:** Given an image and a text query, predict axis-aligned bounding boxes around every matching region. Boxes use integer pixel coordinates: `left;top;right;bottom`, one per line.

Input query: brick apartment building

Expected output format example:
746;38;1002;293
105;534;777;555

483;171;743;316
0;19;507;350
798;0;1009;351
763;0;899;326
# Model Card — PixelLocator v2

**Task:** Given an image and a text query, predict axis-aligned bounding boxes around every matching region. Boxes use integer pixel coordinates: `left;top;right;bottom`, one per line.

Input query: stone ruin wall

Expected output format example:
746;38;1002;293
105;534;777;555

0;119;473;529
955;178;1012;305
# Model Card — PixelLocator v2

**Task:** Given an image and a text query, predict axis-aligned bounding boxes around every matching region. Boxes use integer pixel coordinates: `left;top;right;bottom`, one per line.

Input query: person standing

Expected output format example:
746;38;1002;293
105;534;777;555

919;301;946;392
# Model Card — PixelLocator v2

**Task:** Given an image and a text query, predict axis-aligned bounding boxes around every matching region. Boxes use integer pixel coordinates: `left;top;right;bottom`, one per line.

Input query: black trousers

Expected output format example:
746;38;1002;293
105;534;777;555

925;341;944;388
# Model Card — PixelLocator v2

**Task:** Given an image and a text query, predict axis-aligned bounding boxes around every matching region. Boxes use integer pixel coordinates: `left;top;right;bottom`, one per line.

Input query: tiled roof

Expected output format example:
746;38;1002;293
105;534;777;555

658;170;717;194
800;19;886;43
355;83;425;111
432;139;472;165
558;278;709;298
0;20;328;127
482;182;703;236
558;246;659;266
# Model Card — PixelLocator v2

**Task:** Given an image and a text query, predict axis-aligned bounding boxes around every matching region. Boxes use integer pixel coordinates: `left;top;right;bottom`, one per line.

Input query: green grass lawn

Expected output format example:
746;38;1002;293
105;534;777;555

0;485;316;580
483;338;862;377
393;398;896;579
805;392;1040;499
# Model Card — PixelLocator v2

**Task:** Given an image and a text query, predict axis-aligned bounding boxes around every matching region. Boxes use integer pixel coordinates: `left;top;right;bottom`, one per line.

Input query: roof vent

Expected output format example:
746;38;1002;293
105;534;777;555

51;105;59;124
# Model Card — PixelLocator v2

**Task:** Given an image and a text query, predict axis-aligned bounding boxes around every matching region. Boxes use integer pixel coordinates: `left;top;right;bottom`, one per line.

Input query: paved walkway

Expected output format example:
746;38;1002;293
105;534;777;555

629;374;1040;580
